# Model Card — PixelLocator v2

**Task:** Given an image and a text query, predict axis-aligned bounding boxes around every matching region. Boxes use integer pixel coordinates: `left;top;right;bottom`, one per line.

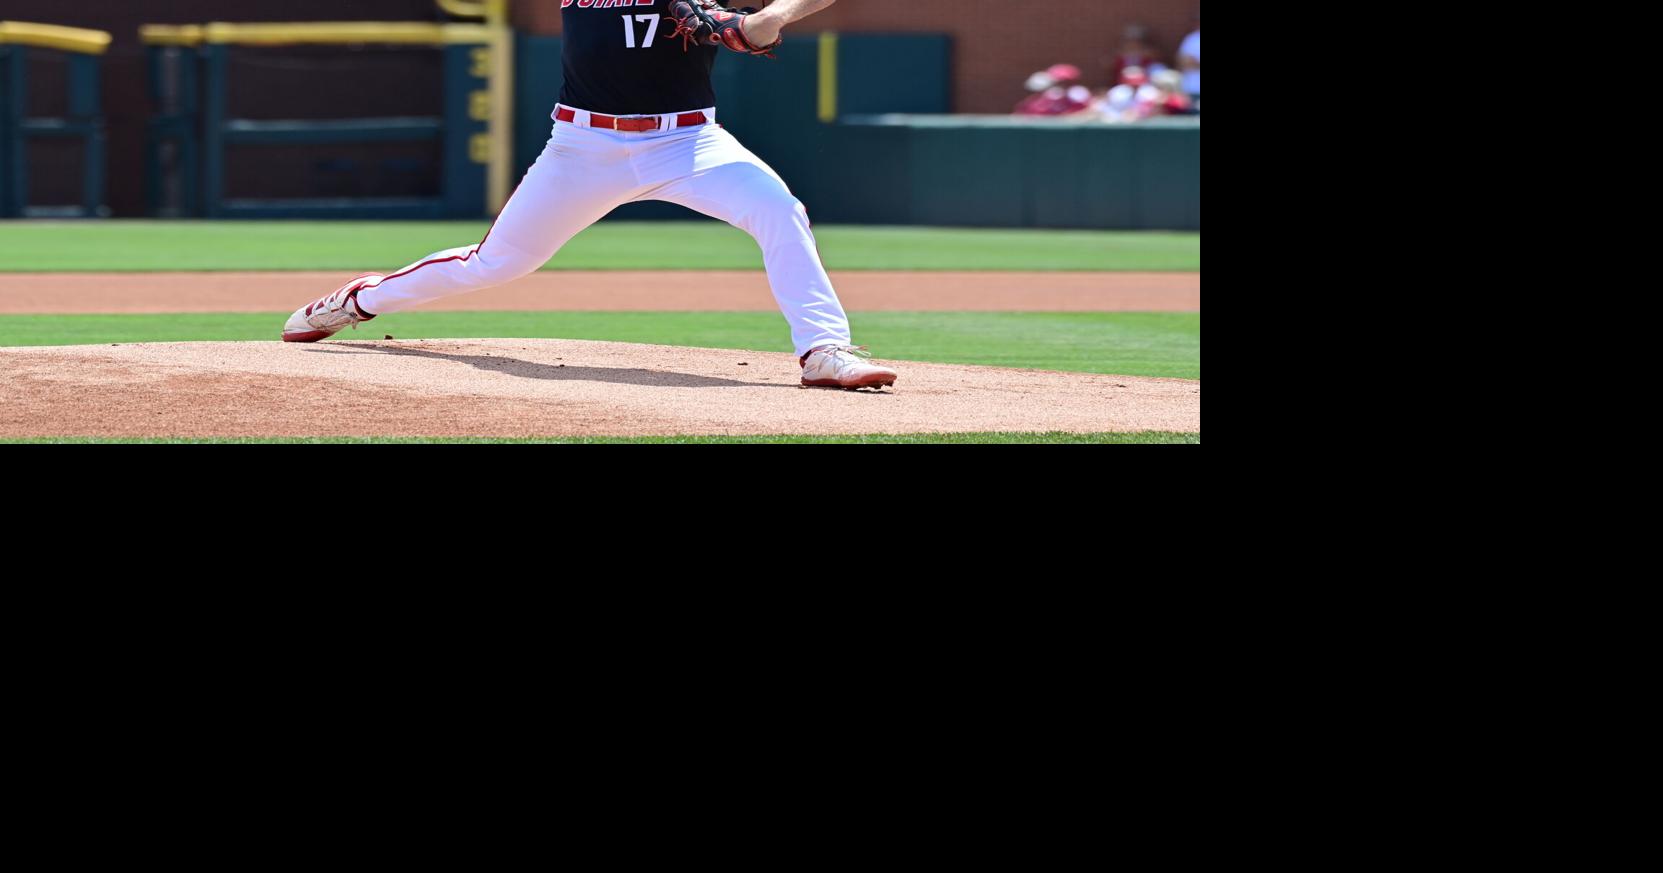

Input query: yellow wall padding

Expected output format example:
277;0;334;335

0;21;114;55
139;22;493;48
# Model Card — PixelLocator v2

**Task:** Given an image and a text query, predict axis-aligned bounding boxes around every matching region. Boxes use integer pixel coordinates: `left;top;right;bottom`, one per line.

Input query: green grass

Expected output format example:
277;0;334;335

0;221;1201;273
2;433;1199;445
0;311;1200;379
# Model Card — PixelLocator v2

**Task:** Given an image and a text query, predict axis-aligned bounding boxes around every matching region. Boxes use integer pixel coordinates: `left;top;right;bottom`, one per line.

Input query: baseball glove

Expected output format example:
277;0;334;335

668;1;782;58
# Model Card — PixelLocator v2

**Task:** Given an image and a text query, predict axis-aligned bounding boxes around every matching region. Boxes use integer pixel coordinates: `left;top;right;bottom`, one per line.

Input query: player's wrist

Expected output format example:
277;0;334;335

742;9;784;46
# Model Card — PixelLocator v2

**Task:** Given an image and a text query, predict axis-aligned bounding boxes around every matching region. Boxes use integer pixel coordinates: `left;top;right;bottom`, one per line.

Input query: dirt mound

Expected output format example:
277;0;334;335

0;339;1200;438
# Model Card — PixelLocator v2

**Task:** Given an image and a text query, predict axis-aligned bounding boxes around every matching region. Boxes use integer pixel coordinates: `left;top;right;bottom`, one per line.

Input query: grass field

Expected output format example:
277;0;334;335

0;311;1200;380
0;221;1201;273
1;221;1200;443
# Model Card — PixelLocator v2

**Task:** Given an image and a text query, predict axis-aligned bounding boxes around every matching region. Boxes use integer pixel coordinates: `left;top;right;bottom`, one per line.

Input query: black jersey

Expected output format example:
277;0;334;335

559;0;719;115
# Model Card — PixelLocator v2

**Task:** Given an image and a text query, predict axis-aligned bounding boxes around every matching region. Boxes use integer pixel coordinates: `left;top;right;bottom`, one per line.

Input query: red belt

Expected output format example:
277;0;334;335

555;107;709;132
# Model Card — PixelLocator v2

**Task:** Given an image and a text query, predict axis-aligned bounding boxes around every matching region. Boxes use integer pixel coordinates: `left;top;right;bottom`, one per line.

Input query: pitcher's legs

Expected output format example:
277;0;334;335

647;131;851;356
357;129;626;315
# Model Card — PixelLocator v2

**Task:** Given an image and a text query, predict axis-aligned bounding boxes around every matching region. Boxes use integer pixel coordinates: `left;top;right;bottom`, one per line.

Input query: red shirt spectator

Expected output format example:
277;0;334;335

1013;64;1092;116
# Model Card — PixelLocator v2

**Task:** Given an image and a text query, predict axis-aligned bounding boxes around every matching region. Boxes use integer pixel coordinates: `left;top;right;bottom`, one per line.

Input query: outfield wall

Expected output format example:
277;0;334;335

2;0;443;215
3;0;1200;223
518;34;1200;230
514;0;1201;114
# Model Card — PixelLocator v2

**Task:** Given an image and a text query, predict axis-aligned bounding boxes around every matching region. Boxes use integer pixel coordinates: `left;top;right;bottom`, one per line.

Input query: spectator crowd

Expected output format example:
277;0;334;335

1014;20;1200;122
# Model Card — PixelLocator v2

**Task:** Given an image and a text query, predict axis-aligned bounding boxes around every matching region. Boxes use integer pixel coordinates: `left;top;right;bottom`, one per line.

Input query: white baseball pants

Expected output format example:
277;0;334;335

353;107;852;356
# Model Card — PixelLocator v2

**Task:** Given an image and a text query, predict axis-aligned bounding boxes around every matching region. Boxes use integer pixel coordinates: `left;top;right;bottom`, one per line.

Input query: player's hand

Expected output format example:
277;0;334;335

668;2;783;57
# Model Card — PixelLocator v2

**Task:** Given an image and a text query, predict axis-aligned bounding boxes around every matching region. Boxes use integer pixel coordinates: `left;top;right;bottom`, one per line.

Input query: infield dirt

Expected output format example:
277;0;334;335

0;339;1201;438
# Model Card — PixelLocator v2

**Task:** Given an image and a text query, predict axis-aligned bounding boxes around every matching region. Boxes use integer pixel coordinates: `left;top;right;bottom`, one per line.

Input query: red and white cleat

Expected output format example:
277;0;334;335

800;344;899;391
281;274;381;343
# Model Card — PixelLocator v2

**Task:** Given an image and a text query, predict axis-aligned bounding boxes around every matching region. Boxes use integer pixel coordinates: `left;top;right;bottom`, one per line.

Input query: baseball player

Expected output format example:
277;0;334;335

282;0;898;391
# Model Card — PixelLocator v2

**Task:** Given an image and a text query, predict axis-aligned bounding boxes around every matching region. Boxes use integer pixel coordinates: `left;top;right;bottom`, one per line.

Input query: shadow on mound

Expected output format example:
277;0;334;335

304;343;784;390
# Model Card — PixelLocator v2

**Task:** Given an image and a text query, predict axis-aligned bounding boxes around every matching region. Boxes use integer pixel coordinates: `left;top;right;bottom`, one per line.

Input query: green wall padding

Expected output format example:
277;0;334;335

837;34;951;115
513;33;1199;229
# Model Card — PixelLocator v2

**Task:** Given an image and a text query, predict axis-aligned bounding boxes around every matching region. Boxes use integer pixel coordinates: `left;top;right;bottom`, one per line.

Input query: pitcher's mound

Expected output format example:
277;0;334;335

1;339;1200;438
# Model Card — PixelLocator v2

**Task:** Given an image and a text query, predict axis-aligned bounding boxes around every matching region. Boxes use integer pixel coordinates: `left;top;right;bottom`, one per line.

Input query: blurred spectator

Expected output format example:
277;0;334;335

1094;66;1164;123
1109;25;1161;84
1013;64;1093;116
1152;69;1195;115
1178;20;1201;98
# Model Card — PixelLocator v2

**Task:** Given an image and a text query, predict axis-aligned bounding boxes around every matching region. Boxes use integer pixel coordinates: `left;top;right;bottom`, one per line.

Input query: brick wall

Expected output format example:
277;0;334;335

516;0;1201;113
3;0;1198;213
